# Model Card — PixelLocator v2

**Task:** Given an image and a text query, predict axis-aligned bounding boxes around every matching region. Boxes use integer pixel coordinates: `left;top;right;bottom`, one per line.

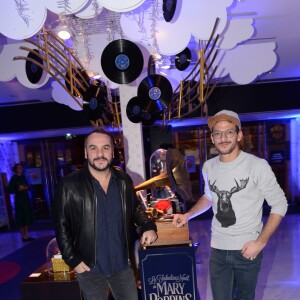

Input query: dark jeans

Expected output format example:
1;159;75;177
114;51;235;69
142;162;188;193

209;248;263;300
76;266;138;300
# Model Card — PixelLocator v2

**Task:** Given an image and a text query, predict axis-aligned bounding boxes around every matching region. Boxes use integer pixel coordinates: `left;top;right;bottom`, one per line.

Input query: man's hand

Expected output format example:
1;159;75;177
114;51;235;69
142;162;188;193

172;213;189;227
140;230;158;245
241;240;265;260
74;261;91;273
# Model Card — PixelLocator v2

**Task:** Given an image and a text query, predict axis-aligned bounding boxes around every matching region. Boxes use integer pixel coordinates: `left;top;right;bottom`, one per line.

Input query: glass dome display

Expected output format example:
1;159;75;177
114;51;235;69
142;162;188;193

46;237;61;265
150;148;167;178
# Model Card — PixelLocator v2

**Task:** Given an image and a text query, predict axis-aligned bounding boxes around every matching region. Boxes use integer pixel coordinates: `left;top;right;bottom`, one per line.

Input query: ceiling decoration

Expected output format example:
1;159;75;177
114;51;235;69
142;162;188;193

0;0;279;124
0;0;278;88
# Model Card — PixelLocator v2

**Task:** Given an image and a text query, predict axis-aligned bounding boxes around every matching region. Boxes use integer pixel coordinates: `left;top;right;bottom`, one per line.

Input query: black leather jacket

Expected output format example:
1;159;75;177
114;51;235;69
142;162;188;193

52;163;156;269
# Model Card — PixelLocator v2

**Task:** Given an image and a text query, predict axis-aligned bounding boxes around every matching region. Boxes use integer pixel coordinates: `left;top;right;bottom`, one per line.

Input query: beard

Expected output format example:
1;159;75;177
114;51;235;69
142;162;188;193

215;140;239;155
88;156;112;172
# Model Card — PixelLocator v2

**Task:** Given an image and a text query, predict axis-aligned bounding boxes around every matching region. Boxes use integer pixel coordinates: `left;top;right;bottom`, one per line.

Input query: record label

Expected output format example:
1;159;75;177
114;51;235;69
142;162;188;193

149;87;161;100
101;39;144;84
115;54;130;70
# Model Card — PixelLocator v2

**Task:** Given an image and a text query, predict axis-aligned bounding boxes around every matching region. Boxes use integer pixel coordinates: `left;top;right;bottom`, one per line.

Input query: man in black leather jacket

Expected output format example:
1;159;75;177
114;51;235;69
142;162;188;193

53;128;157;300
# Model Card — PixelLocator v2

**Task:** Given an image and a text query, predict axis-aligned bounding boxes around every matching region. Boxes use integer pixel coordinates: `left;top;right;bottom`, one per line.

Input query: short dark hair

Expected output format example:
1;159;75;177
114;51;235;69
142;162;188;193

84;128;114;148
12;163;22;173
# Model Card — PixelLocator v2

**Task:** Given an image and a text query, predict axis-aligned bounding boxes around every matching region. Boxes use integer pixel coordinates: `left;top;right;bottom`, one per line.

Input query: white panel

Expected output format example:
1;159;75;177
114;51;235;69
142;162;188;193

214;42;277;84
75;0;103;19
119;85;146;185
99;0;145;12
219;19;254;50
46;0;90;15
0;0;47;40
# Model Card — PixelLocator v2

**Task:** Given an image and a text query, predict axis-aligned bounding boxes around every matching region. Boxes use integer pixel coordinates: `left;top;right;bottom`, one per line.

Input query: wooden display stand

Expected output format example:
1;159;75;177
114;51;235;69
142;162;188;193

151;220;190;246
139;220;200;300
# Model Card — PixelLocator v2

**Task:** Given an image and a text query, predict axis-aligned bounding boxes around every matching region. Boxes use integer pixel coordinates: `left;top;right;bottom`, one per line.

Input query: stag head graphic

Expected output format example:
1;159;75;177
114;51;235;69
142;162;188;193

209;178;249;227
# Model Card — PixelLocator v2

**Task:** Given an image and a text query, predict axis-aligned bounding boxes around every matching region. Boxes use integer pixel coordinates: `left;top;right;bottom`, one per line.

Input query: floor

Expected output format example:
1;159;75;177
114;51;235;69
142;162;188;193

0;214;300;300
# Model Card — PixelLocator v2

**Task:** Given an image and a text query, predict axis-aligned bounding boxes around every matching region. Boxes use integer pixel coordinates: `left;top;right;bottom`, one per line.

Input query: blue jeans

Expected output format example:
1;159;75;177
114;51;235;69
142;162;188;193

76;266;138;300
209;248;262;300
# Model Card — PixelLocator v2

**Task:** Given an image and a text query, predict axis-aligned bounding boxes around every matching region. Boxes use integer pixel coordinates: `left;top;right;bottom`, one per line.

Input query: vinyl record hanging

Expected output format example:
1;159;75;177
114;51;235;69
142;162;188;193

126;96;164;125
163;0;177;22
126;96;144;123
175;47;191;71
137;75;173;113
83;83;107;121
25;49;43;84
101;39;144;84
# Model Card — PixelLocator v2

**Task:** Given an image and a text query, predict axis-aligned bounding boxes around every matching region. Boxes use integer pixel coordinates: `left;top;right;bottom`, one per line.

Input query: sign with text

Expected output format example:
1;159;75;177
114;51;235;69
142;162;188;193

139;245;199;300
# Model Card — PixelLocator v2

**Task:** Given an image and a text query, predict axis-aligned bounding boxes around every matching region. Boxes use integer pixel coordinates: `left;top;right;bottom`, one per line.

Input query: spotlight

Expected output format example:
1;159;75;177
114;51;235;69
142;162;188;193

56;25;71;40
65;133;76;140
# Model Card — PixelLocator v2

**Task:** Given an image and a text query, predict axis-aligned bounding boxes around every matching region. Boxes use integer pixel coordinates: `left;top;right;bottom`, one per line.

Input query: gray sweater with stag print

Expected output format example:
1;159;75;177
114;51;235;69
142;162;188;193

203;151;287;250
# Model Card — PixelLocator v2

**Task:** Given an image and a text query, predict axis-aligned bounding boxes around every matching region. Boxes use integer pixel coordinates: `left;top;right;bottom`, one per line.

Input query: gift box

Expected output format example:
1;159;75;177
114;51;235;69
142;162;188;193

51;255;70;272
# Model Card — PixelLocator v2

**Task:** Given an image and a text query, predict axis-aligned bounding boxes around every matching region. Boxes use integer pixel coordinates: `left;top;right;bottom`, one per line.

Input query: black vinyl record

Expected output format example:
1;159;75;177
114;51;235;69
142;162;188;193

163;0;177;22
137;75;173;112
126;96;164;125
175;47;191;71
83;84;107;121
126;96;144;123
101;39;144;84
25;49;43;84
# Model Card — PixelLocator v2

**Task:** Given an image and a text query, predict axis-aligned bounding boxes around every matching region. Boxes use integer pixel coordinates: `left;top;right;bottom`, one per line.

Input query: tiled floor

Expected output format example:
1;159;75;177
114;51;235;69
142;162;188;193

0;214;299;300
0;220;55;260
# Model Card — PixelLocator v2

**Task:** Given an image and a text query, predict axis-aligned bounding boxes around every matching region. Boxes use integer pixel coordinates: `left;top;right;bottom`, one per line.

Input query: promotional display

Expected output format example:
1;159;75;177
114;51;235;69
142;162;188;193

139;245;200;300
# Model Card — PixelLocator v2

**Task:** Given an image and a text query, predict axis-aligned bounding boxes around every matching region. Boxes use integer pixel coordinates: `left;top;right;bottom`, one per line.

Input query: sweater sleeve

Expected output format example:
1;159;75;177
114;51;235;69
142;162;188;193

256;159;288;216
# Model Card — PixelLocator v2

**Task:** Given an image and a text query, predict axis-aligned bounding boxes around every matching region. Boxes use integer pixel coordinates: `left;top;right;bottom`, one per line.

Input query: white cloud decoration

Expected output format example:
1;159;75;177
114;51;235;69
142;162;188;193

0;0;47;40
120;0;234;56
98;0;146;12
218;19;255;50
51;80;83;111
214;42;277;85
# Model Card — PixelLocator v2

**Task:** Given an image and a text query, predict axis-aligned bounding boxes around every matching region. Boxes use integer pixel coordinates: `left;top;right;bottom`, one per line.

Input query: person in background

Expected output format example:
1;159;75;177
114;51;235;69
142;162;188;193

53;128;157;300
8;163;35;242
173;110;288;300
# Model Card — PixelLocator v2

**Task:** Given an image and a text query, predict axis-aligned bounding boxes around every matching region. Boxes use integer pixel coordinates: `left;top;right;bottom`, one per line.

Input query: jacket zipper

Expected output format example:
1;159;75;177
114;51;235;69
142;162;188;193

121;179;131;266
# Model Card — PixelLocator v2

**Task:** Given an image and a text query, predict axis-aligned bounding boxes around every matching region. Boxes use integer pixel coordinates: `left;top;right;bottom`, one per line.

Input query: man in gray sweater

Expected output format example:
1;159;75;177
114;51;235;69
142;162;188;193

173;110;287;300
